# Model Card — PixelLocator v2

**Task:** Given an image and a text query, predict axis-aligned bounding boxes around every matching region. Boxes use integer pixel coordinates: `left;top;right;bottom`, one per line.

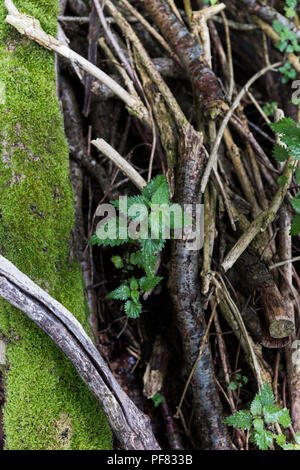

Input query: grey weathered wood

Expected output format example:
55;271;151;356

0;255;160;450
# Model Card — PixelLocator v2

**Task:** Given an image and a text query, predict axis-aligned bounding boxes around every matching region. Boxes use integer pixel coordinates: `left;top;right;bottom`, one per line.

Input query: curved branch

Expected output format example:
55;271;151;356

0;255;160;450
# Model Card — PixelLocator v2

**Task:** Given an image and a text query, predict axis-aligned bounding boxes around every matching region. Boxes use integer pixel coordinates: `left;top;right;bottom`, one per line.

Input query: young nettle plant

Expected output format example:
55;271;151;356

91;175;185;318
272;1;299;83
262;101;278;118
228;373;248;391
269;117;300;235
283;0;298;18
225;383;300;450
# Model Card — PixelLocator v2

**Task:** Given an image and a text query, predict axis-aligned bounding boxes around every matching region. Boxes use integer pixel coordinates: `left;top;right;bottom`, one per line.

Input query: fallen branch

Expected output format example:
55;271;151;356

168;126;231;450
221;153;294;272
142;0;227;117
91;138;147;191
233;247;295;339
0;255;160;450
200;61;281;194
240;0;300;41
4;0;149;124
254;17;300;74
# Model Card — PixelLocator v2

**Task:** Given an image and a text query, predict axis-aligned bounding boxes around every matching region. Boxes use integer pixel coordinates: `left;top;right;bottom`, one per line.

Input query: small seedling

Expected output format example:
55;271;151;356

225;383;300;450
284;0;297;18
151;393;163;407
262;101;278;118
272;3;299;83
91;174;188;318
269;117;300;235
228;374;248;391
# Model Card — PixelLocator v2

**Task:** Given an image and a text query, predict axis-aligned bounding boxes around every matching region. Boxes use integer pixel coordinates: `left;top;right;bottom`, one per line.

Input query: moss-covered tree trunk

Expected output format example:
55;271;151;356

0;0;112;449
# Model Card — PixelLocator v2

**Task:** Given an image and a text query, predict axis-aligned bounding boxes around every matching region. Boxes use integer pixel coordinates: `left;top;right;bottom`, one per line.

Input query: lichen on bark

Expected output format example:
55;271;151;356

0;0;112;449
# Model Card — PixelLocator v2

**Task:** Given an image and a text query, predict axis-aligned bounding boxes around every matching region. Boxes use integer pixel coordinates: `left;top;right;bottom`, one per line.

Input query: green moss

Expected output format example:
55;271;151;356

0;1;112;449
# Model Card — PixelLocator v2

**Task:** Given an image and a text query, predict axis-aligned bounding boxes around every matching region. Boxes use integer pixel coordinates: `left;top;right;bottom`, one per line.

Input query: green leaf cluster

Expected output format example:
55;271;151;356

273;21;300;55
225;383;300;450
269;118;300;235
91;175;172;318
262;101;278;118
151;393;163;407
228;373;248;391
107;275;162;318
272;4;299;83
284;0;297;18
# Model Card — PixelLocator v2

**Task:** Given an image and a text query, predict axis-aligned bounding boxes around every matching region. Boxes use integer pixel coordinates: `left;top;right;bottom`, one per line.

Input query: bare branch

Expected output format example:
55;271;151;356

4;0;149;124
0;255;160;450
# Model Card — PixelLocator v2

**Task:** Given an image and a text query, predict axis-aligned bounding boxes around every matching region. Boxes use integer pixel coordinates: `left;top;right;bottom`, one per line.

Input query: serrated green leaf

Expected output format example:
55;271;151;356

151;179;170;205
129;251;143;267
91;215;129;246
130;290;140;301
290;214;300;235
290;194;300;213
270;118;300;159
142;175;169;201
269;117;297;135
276;434;286;447
263;405;282;424
91;236;128;247
273;143;290;162
107;284;130;300
151;392;163;407
273;21;284;34
124;299;142;318
254;429;273;450
224;410;252;430
278;408;292;428
250;395;262;416
242;376;248;384
111;195;149;215
286;0;297;8
129;278;139;291
285;7;295;18
140;239;164;277
139;276;163;291
111;255;124;269
253;418;264;432
258;383;275;407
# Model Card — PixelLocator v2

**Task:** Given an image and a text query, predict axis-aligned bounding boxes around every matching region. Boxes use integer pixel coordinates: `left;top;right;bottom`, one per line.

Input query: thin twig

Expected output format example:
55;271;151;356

270;256;300;270
4;0;149;124
91;138;147;191
200;61;281;194
119;0;181;66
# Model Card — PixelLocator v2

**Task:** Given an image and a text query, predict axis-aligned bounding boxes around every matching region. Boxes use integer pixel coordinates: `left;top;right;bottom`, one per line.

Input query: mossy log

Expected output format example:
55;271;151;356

0;0;112;449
